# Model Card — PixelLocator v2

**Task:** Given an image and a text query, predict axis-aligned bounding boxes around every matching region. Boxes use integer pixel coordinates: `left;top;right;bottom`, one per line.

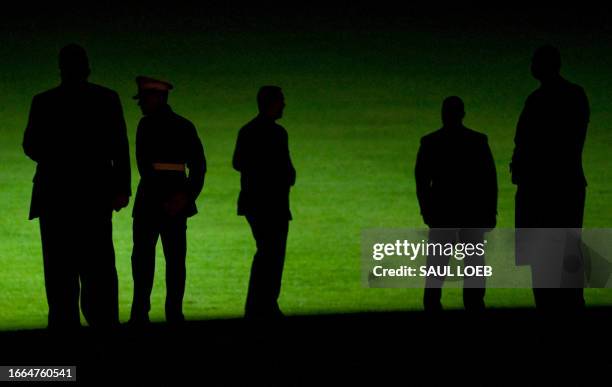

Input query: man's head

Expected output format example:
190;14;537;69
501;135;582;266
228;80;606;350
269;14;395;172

134;76;173;116
441;96;465;127
531;45;561;82
59;44;90;85
257;86;285;120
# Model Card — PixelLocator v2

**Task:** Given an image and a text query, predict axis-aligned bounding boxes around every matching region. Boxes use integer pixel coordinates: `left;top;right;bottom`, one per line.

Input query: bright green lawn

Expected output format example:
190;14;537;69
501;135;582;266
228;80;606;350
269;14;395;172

1;19;611;330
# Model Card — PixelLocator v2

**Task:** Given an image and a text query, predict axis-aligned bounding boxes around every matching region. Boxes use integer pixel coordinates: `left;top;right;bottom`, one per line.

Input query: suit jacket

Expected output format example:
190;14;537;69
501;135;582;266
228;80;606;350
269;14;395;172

132;104;206;219
415;125;498;228
23;82;131;219
511;77;589;189
232;114;296;220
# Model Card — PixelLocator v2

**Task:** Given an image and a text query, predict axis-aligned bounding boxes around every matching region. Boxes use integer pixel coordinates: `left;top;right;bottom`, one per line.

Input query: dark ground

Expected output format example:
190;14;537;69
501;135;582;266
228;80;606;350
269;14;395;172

1;309;611;385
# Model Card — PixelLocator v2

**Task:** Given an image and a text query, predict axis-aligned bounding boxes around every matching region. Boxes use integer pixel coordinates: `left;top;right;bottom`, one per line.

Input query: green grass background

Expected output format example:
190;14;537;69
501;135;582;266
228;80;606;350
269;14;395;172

0;9;611;329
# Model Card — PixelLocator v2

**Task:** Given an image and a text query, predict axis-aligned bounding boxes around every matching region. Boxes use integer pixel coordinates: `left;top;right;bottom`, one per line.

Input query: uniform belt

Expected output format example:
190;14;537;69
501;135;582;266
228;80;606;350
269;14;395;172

152;162;186;172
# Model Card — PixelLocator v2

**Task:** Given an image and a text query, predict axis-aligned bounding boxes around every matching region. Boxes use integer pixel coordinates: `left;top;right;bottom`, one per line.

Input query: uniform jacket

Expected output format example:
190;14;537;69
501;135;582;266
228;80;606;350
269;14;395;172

133;104;206;218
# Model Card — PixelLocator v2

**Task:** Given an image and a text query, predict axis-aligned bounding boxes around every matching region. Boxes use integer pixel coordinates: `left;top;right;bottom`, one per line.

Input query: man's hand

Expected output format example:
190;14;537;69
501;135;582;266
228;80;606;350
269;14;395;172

112;193;130;212
163;191;189;217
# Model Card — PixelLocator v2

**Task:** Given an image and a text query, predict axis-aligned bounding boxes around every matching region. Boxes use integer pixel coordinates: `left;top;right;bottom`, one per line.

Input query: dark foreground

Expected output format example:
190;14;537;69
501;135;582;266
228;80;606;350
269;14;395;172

1;308;611;385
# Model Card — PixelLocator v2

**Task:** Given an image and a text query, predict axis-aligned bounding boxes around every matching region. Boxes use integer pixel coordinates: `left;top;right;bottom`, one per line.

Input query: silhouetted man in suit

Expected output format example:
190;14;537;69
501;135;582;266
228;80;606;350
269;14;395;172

23;44;131;330
511;46;589;310
415;96;497;311
233;86;296;319
129;76;206;326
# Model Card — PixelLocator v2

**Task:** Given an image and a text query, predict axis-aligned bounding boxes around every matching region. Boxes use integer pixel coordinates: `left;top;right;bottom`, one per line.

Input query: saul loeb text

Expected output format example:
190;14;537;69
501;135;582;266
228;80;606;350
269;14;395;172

370;239;493;279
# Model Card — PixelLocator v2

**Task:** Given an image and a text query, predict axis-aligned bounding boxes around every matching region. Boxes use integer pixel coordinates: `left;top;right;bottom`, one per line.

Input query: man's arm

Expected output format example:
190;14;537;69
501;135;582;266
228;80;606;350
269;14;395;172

575;87;590;151
285;129;296;187
482;136;498;229
232;128;246;172
110;93;131;196
135;119;149;179
164;123;206;217
186;122;206;201
23;95;42;162
511;97;531;185
415;139;433;227
109;93;131;211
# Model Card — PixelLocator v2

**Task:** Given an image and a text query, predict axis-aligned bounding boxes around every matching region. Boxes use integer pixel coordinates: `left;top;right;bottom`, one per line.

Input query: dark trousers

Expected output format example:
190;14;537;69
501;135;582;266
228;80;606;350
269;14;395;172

39;214;119;330
424;228;486;311
131;215;187;322
515;185;586;310
245;216;289;318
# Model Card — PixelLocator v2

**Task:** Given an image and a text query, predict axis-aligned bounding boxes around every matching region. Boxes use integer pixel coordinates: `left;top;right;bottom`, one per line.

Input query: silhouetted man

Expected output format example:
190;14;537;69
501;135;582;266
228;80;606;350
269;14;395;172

511;46;589;310
129;76;206;326
415;96;497;311
23;44;131;330
233;86;296;319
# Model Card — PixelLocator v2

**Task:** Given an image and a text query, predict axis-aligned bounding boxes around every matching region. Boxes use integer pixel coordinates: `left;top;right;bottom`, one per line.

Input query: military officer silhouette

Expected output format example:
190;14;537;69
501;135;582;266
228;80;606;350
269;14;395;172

415;96;498;311
511;46;590;310
233;86;296;319
129;76;206;325
23;44;131;330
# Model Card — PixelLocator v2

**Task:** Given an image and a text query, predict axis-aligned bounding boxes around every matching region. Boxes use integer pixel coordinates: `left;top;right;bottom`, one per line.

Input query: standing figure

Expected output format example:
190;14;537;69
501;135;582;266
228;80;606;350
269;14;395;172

415;96;497;311
130;76;206;325
511;46;589;310
233;86;296;319
23;44;131;330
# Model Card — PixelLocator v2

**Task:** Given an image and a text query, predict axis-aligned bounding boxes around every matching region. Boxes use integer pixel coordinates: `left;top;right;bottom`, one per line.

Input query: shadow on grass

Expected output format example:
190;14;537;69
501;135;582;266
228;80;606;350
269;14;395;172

1;308;611;383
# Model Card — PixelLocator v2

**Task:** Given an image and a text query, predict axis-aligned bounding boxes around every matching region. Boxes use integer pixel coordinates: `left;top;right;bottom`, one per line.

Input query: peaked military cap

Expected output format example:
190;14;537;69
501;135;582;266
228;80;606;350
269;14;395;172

133;76;174;99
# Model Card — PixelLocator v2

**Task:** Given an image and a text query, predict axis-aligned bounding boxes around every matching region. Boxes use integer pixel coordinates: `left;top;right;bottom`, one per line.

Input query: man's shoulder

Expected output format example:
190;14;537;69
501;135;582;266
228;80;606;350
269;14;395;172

561;78;585;93
238;116;261;135
565;81;588;104
139;109;195;129
420;128;443;144
169;110;196;129
86;83;120;99
33;86;62;102
238;116;286;140
463;127;488;142
420;127;487;145
245;115;263;127
532;78;586;99
273;121;287;133
33;83;119;104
